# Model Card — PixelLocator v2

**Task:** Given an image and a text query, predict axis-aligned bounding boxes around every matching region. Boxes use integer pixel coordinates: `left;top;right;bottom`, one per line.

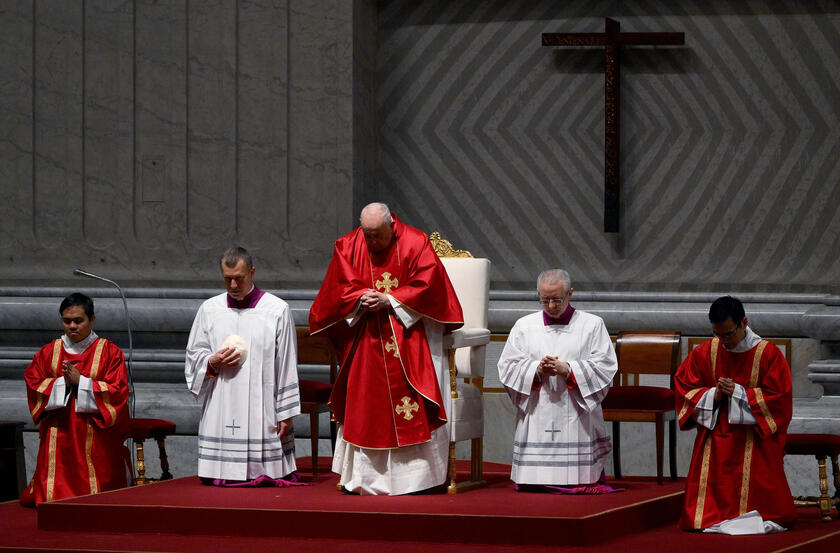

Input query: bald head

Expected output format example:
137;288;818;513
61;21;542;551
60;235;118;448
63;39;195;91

360;202;395;253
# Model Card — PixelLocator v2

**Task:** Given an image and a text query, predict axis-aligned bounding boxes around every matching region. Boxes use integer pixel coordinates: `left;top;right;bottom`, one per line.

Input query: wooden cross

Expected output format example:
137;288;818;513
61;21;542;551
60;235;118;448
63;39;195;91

543;18;684;232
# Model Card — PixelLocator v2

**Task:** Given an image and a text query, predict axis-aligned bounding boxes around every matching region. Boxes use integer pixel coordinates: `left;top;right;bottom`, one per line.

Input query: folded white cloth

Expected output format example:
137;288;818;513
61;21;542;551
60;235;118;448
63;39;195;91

702;510;786;535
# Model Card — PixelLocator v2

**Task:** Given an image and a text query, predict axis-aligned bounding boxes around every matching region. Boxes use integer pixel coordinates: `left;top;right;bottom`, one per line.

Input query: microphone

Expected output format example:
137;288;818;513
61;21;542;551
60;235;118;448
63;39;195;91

73;269;135;417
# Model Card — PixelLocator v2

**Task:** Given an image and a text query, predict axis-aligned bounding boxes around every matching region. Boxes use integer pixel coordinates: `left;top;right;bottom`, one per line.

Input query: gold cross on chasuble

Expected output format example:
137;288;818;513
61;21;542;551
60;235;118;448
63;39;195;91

395;396;419;421
385;337;400;358
375;272;399;293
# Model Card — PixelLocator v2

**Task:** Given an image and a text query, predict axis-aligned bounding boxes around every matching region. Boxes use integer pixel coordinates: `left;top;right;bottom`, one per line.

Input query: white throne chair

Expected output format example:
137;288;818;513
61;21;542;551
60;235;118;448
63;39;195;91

430;232;490;493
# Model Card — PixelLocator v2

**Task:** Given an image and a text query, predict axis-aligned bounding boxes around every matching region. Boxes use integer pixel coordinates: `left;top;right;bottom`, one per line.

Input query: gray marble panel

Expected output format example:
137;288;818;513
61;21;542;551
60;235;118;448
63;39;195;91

134;0;187;249
0;1;34;252
187;1;237;250
34;0;83;249
237;0;290;247
83;0;133;250
287;0;355;252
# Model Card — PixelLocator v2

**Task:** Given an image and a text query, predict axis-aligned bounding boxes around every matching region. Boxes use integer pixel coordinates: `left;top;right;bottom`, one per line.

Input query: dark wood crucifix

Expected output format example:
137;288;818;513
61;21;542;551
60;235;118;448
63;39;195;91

543;18;684;232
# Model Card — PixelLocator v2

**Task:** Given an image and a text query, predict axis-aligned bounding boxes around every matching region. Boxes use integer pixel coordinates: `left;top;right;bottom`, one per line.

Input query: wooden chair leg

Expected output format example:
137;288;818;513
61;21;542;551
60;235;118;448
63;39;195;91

817;456;832;521
134;440;148;485
156;437;173;480
655;415;664;485
471;436;483;482
309;411;319;477
612;421;622;479
447;441;457;493
669;419;678;480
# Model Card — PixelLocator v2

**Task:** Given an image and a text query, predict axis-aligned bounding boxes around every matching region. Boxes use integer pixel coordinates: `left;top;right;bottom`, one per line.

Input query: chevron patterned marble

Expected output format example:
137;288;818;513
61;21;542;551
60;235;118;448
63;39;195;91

374;0;840;291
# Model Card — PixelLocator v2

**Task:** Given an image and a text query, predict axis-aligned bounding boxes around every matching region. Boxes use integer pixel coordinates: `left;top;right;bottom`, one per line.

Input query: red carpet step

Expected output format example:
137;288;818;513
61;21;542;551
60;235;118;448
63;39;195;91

36;460;684;546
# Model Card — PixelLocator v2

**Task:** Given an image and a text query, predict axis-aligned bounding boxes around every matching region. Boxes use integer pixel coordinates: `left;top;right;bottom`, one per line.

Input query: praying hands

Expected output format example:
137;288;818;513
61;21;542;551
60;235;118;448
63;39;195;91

62;361;80;387
539;355;570;378
714;377;736;401
359;289;390;311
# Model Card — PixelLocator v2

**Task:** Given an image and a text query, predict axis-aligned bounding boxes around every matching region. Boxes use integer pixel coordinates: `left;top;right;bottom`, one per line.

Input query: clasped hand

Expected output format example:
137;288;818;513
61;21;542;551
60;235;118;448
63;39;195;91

714;377;736;401
359;289;389;311
209;347;241;371
539;355;570;378
62;361;81;387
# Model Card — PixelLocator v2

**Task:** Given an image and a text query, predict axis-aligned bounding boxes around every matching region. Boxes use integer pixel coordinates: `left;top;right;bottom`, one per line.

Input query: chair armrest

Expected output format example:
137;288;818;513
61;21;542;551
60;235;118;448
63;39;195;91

443;328;490;350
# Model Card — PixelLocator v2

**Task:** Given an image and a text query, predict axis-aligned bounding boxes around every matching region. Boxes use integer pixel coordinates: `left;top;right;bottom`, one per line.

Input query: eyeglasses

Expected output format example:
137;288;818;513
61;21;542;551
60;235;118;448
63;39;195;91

713;323;741;338
539;295;567;306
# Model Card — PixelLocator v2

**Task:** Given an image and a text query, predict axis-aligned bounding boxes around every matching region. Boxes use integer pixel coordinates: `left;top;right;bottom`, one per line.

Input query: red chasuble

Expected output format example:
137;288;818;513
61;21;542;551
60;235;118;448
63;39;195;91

675;337;795;529
21;338;130;506
309;214;463;449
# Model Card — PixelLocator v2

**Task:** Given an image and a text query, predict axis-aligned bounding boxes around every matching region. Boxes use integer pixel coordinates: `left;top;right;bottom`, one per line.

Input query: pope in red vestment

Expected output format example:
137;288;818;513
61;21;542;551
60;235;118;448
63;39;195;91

20;294;130;507
676;300;795;531
310;207;463;454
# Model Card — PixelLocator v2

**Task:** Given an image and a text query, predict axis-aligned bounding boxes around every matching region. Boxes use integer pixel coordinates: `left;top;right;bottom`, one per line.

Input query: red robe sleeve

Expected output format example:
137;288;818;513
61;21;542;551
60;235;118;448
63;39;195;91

24;341;63;424
86;340;130;430
675;341;715;431
308;236;369;333
744;343;792;439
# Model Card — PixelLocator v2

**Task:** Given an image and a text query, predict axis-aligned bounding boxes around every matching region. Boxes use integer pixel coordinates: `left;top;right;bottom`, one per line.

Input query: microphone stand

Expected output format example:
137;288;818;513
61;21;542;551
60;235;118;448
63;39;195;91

72;269;135;417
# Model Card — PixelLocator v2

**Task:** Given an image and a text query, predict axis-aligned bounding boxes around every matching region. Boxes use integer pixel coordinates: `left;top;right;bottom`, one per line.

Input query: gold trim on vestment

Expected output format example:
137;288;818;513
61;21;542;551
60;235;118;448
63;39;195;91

32;378;56;418
85;420;98;494
750;340;768;388
101;390;117;427
678;388;704;421
46;425;58;502
51;339;62;376
754;388;777;434
33;340;64;420
694;435;713;528
89;339;105;380
710;337;719;379
739;427;755;515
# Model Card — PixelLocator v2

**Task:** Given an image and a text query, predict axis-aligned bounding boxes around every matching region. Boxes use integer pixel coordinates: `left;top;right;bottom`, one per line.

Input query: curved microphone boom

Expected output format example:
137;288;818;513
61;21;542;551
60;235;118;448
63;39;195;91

73;269;135;417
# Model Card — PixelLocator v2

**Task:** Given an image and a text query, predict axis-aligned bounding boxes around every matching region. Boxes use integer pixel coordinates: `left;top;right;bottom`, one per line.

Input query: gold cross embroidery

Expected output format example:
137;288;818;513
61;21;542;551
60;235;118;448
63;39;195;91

375;272;399;293
395;396;419;421
385;337;400;359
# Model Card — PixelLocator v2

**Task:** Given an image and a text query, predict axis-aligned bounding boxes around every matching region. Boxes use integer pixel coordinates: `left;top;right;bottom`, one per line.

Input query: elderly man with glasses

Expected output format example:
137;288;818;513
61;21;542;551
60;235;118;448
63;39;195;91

497;269;618;493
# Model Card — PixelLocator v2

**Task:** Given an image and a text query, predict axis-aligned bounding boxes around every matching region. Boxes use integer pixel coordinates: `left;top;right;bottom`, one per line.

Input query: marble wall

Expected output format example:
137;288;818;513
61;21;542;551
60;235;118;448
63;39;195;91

0;0;359;288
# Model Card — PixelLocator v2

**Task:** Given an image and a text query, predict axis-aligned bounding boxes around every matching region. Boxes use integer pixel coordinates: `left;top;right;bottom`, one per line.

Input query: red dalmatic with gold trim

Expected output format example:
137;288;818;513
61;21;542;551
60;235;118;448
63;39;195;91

21;338;130;506
309;214;463;449
675;337;796;529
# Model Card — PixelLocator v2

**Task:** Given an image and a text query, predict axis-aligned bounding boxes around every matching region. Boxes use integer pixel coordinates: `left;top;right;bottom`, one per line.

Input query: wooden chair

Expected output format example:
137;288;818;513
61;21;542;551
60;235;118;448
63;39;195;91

296;327;337;477
601;331;680;484
122;418;176;485
784;433;840;521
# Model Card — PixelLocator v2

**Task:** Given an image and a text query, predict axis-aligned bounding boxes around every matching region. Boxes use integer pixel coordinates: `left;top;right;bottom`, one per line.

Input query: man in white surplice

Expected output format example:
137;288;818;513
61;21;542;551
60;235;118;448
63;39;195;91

186;247;300;483
498;269;617;488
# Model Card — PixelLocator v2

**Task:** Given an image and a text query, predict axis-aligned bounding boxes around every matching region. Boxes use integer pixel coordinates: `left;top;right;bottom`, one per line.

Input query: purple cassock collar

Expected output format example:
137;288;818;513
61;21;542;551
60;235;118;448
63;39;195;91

543;305;575;326
227;286;265;309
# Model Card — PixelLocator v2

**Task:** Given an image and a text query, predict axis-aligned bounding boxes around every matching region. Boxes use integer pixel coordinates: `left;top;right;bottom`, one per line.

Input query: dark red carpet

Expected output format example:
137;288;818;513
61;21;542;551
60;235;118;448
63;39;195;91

0;458;837;552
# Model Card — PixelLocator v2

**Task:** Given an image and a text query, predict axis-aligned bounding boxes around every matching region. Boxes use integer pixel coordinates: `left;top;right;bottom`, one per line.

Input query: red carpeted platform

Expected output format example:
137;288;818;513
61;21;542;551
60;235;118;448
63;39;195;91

34;460;683;546
0;459;837;552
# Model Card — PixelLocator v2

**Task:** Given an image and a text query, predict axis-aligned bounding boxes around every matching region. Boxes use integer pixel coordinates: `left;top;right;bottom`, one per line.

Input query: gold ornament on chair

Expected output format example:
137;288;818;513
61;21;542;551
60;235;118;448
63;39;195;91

430;232;473;258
